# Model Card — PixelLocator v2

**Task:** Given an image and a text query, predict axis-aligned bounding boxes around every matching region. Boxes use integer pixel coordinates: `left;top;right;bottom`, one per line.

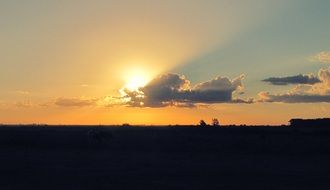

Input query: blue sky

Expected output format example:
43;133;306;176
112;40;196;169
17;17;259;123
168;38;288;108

175;0;330;90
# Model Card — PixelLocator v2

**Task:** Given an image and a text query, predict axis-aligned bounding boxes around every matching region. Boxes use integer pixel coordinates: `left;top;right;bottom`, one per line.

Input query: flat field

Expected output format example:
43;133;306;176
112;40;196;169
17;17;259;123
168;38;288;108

0;125;329;190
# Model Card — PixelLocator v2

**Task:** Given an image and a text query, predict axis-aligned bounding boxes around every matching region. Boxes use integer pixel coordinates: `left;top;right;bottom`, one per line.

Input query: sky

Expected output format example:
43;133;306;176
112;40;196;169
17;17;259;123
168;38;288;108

0;0;330;125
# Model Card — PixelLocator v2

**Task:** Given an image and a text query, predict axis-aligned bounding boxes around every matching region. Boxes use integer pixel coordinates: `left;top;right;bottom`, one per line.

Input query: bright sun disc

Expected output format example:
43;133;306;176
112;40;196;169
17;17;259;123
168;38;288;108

124;74;149;91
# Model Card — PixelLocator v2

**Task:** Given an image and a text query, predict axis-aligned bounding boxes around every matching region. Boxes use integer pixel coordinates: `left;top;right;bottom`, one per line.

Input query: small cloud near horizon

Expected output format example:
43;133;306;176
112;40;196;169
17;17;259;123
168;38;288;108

259;67;330;103
55;97;98;107
14;101;34;108
262;74;320;85
80;84;90;88
12;90;31;95
310;51;330;64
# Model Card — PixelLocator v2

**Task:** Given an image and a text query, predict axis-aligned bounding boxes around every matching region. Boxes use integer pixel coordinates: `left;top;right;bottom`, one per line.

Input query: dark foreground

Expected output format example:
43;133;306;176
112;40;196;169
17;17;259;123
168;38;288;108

0;126;330;190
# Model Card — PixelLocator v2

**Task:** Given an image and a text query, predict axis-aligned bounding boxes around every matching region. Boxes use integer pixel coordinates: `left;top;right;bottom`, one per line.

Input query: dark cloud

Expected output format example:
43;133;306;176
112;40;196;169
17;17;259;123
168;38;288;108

258;67;330;103
262;74;320;85
122;73;251;107
55;97;97;107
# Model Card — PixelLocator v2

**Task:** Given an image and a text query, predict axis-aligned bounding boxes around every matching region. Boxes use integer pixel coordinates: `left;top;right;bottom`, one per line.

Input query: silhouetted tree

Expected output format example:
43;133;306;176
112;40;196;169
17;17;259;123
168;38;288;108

122;123;130;127
212;118;220;127
199;120;207;128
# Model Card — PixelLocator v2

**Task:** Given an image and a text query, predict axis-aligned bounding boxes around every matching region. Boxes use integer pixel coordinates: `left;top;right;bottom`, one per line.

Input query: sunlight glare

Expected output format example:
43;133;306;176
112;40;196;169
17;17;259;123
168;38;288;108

124;70;150;91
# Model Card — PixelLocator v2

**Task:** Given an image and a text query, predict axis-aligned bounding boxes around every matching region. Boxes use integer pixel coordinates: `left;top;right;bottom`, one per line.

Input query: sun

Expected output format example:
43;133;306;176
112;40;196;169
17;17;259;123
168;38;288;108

124;71;150;91
125;75;148;91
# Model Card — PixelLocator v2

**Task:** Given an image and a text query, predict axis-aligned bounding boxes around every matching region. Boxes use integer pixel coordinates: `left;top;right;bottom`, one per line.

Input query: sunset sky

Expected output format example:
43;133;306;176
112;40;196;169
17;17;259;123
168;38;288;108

1;0;330;125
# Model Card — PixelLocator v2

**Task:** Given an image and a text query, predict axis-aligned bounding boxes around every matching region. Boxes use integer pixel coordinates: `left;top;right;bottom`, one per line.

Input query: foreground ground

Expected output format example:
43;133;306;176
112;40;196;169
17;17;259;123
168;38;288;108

0;125;330;190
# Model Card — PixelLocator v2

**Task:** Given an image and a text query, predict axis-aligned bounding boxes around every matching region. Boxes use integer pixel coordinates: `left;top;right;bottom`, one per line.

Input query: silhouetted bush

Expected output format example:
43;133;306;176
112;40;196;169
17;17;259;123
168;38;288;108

212;118;220;127
199;120;207;128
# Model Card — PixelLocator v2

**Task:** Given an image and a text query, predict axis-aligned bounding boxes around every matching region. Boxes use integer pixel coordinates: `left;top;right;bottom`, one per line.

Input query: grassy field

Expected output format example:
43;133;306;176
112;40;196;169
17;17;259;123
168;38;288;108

0;125;330;190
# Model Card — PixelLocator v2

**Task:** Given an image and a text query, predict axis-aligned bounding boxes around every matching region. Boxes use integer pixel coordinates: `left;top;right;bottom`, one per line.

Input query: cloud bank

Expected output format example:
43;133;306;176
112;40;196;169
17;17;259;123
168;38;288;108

122;73;252;107
258;92;330;103
262;74;320;85
259;67;330;103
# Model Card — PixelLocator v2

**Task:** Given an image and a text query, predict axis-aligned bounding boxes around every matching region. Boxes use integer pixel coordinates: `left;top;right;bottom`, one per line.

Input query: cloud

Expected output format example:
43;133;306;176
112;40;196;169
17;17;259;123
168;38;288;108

13;90;31;95
310;67;330;94
194;75;244;91
262;74;320;85
258;91;330;103
55;97;98;107
98;96;126;107
80;84;90;88
310;51;330;63
122;73;251;107
14;101;34;108
0;100;36;109
259;67;330;103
